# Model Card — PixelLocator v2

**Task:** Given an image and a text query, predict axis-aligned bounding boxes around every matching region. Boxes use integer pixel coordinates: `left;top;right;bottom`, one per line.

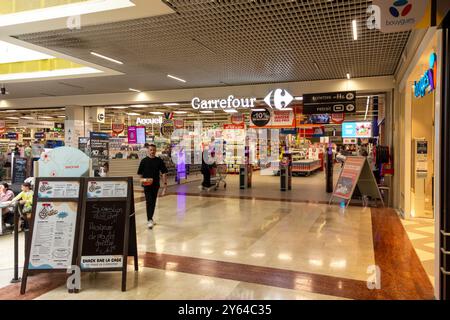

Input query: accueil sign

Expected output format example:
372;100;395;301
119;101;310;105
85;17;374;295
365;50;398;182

136;117;163;125
414;53;437;98
191;89;294;111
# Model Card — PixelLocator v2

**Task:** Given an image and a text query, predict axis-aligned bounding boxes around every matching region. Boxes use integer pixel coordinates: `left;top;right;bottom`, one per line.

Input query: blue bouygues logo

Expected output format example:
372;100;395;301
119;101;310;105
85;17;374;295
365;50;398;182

414;53;437;98
264;89;294;111
389;0;413;17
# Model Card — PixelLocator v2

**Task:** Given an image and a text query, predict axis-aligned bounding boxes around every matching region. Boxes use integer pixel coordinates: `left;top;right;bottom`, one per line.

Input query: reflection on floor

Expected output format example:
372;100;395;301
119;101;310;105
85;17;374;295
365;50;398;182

401;218;435;285
167;167;342;204
0;193;435;300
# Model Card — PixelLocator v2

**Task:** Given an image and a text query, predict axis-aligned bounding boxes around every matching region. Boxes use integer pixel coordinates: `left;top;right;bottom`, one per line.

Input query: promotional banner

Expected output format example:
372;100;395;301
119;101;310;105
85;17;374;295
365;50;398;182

251;110;295;128
161;119;174;138
112;123;125;135
331;113;345;124
7;132;18;140
251;109;271;127
174;119;184;129
230;114;245;125
38;180;81;199
127;126;137;144
34;132;45;140
333;157;366;200
223;123;245;130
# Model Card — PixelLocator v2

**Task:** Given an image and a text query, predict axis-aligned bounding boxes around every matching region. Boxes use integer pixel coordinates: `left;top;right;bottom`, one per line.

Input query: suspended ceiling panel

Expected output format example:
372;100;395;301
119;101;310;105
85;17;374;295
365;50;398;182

8;0;409;99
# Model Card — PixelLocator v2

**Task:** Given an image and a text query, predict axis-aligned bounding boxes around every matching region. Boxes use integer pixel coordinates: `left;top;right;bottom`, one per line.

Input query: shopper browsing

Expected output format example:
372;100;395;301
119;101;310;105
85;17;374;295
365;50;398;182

137;144;168;229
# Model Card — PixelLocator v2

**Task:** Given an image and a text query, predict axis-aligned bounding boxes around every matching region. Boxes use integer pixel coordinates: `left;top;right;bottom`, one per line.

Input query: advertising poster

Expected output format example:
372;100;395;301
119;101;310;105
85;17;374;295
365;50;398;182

250;110;295;128
333;157;366;200
342;122;372;138
127;126;137;144
38;180;80;198
28;202;78;270
87;180;128;198
90;132;109;173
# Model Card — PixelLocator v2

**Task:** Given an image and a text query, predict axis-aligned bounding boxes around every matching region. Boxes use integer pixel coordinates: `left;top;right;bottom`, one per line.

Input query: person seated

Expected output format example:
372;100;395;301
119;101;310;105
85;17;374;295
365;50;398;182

0;182;15;226
7;182;34;230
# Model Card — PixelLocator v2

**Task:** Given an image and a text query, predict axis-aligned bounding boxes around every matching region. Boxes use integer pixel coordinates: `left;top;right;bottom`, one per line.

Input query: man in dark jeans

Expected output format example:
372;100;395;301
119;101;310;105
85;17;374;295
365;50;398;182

137;144;168;229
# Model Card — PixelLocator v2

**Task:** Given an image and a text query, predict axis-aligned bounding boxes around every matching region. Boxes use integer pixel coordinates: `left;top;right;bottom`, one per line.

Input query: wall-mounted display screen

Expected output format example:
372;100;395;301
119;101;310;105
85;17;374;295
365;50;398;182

136;126;146;144
342;122;372;138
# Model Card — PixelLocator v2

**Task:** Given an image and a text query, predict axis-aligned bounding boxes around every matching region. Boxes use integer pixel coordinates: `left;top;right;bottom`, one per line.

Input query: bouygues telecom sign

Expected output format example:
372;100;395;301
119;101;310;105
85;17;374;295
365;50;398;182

414;53;437;98
191;89;294;111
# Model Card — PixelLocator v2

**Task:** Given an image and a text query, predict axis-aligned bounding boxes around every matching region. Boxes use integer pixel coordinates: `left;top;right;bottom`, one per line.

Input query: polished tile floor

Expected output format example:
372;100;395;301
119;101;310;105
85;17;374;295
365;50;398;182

0;183;435;300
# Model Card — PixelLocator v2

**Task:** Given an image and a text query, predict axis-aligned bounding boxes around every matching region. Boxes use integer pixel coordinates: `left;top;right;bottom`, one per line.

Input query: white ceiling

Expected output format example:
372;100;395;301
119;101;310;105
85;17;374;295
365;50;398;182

1;0;410;100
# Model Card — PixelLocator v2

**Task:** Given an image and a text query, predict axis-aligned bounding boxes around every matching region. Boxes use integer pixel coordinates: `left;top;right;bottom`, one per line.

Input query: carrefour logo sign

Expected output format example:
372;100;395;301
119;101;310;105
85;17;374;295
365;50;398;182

414;53;437;98
191;89;294;111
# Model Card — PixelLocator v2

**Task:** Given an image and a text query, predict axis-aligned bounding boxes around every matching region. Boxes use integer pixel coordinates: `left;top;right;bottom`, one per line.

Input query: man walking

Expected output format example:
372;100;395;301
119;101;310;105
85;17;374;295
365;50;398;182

137;144;168;229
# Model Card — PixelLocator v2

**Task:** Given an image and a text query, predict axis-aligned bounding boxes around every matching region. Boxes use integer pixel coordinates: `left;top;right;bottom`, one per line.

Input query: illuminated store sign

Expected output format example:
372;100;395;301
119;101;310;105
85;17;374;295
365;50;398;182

414;53;437;98
136;117;163;125
191;89;294;111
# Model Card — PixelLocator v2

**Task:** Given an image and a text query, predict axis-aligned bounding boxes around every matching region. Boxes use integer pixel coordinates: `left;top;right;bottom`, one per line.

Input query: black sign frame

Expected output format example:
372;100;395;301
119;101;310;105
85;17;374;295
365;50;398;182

20;177;84;294
77;177;138;292
12;157;28;185
302;91;357;114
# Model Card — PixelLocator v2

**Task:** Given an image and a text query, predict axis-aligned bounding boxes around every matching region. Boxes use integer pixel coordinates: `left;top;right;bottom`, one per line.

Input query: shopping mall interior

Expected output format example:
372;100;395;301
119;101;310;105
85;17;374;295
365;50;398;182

0;0;449;302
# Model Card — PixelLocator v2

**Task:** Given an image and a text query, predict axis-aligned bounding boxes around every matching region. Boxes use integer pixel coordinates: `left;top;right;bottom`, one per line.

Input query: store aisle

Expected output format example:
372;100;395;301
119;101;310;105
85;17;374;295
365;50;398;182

168;165;342;204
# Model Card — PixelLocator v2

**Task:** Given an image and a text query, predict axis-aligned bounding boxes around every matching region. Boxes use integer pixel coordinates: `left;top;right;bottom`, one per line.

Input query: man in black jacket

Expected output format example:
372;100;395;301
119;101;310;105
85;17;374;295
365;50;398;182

137;144;168;229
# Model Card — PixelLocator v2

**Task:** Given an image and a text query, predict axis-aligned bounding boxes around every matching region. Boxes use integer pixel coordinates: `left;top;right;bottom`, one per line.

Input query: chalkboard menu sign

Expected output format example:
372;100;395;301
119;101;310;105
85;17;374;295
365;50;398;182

12;157;28;184
21;178;83;295
79;177;137;292
81;201;127;267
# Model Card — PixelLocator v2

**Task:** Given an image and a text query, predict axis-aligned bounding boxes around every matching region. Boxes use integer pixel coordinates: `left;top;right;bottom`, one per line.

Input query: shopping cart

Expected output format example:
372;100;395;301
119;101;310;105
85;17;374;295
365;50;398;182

210;164;227;191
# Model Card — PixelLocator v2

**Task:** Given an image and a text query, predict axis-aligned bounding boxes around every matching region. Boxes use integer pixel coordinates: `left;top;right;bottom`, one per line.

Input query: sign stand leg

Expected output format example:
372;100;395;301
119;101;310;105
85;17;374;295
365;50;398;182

11;206;21;284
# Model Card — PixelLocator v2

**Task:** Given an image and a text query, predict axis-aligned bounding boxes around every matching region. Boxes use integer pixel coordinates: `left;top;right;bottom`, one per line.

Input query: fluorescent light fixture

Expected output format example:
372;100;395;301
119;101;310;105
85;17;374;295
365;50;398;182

110;106;128;109
295;97;303;101
4;109;18;112
200;110;214;114
167;74;187;83
91;52;123;65
352;20;358;40
20;116;34;120
0;0;135;27
150;112;164;115
127;112;140;116
251;108;267;112
163;103;180;106
224;109;238;113
57;115;66;118
6;116;19;120
0;67;101;81
40;116;54;119
173;111;188;114
0;41;54;64
346;73;351;80
129;88;141;93
364;96;370;120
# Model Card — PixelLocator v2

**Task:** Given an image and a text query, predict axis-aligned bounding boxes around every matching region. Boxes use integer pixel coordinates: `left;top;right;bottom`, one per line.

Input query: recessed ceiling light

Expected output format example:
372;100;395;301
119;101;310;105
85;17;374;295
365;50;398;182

352;20;358;40
163;103;180;106
129;88;141;93
57;115;66;118
295;97;303;101
5;116;19;120
347;73;351;80
90;52;123;65
0;0;135;27
173;111;188;114
40;116;54;119
150;112;164;115
130;104;148;108
200;111;214;114
110;106;128;109
224;109;238;113
127;112;140;116
20;116;34;119
167;74;187;83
